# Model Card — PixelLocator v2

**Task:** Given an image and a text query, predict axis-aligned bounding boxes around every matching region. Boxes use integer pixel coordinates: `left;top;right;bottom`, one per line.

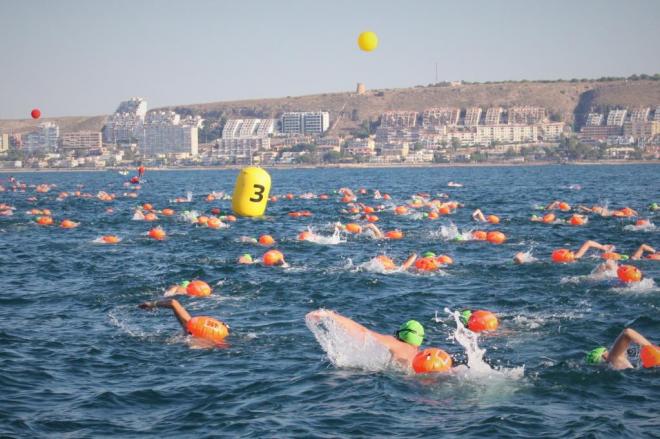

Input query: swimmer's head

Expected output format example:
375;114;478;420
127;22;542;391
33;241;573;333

238;253;253;264
396;320;424;347
422;251;436;258
650;202;659;210
459;310;472;326
180;280;190;288
586;347;608;365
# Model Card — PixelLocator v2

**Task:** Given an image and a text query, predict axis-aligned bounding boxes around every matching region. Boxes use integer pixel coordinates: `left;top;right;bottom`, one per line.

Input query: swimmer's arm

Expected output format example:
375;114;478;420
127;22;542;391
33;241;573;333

631;244;655;261
401;253;418;271
307;310;370;337
471;209;485;222
364;223;383;238
609;328;652;363
575;240;614;259
546;201;560;210
139;299;191;329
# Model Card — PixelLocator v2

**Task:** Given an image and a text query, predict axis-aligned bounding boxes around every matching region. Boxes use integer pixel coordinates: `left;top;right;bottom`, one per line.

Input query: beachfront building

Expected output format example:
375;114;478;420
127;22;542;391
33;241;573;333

629;107;650;122
60;131;102;154
376;142;409;161
508;106;546;124
0;132;8;153
344;137;375;157
140;111;201;157
463;107;482;127
476;125;539;145
22;122;60;152
380;111;418;129
484;107;503;125
539;122;565;141
655;106;660;122
316;136;342;154
623;120;660;140
217;138;270;164
422;108;460;127
280;112;330;135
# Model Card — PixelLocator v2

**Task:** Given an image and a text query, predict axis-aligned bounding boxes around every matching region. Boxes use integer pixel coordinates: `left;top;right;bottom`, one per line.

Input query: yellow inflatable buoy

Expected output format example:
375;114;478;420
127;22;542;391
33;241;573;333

357;31;378;52
232;167;271;217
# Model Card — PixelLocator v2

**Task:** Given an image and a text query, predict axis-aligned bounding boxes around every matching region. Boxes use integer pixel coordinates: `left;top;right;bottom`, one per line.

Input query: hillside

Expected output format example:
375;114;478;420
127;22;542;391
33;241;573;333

2;79;659;137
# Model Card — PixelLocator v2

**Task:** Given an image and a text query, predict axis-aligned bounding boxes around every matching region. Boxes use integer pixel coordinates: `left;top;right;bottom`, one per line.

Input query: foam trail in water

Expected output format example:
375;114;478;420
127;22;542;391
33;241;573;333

305;310;397;372
302;228;346;245
623;221;656;232
433;222;471;241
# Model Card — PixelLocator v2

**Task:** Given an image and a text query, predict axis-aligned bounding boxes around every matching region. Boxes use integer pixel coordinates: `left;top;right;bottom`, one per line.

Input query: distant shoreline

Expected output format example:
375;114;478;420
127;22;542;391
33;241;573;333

0;160;658;174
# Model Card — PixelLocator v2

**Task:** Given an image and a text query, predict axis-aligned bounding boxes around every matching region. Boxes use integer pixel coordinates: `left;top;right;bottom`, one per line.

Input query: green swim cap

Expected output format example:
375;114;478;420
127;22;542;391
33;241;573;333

619;254;629;261
459;310;472;326
396;320;424;346
586;347;607;365
422;251;436;258
180;280;190;288
453;235;466;242
241;253;253;262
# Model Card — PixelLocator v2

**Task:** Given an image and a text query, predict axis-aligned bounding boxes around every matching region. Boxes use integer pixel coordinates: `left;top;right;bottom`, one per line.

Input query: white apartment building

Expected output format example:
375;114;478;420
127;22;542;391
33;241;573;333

586;113;604;126
655;106;660;122
484;107;503;125
380;111;418;129
140;111;201;157
0;133;8;153
422;108;460;127
539;123;565;141
463;107;482;126
103;97;148;144
629;107;650;122
222;119;275;139
476;125;539;144
280;112;330;135
606;109;628;126
61;131;102;152
508;107;546;124
217;138;270;163
23;122;60;152
344;137;375;156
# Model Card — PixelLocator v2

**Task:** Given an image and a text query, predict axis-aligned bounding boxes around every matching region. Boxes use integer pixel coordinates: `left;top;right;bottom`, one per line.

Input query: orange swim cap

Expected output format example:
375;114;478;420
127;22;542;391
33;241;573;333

345;223;362;234
144;212;158;222
412;348;452;374
298;231;312;241
148;227;166;240
385;230;403;240
395;206;408;215
207;217;222;229
258;234;275;246
162;208;175;216
543;213;556;223
435;255;453;265
569;215;586;226
487;215;500;224
102;235;120;244
186;280;212;297
414;257;438;272
186;316;228;343
472;230;487;241
60;219;77;229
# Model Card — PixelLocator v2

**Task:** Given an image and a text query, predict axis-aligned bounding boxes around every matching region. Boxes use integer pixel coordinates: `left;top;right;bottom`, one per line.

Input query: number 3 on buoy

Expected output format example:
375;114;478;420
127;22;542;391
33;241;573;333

232;167;271;217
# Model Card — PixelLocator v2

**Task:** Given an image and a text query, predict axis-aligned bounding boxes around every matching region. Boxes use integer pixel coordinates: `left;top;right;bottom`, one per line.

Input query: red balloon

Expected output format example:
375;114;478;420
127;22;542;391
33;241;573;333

31;109;41;119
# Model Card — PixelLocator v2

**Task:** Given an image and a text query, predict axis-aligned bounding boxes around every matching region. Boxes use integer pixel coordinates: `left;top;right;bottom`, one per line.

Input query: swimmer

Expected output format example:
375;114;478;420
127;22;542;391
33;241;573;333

631;244;658;261
237;253;256;264
513;250;536;265
238;236;258;244
586;328;655;370
471;209;487;222
139;298;229;344
306;309;423;370
649;202;659;212
373;253;418;271
164;281;190;296
573;240;616;259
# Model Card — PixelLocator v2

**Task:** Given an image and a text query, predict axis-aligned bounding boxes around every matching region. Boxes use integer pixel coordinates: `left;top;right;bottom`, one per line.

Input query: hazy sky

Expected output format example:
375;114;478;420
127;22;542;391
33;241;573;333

2;0;659;119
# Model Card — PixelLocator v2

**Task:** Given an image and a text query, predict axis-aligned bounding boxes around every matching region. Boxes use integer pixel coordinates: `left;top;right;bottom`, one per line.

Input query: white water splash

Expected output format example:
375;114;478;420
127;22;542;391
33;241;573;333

305;310;399;372
301;228;346;245
445;308;524;380
623;221;656;232
432;222;472;242
611;278;657;294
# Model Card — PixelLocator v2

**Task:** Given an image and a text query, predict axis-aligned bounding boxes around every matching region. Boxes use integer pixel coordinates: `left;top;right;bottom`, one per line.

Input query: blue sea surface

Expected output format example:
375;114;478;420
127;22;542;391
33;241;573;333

0;165;658;438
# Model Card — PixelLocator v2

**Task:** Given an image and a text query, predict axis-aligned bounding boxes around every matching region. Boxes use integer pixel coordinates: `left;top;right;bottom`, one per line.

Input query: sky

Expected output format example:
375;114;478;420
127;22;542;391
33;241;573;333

1;0;659;119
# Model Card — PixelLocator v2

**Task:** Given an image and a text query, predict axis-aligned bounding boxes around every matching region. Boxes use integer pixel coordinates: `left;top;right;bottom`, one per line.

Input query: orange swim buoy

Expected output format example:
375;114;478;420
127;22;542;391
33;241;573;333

345;223;362;234
412;348;452;374
376;255;396;271
186;316;228;343
467;310;499;332
487;215;500;224
258;234;275;246
363;206;375;214
551;248;575;263
298;230;313;241
142;203;153;211
543;213;556;223
559;202;571;212
263;249;285;266
640;344;660;368
186;280;212;297
205;194;215;202
366;215;379;223
569;214;586;226
162;208;175;216
224;215;237;222
427;211;439;220
395;206;408;215
486;231;506;244
385;230;403;240
144;212;158;222
415;257;438;272
148;227;166;240
197;216;209;226
439;205;451;216
617;265;642;283
102;235;120;244
36;216;53;226
472;230;487;241
60;219;78;229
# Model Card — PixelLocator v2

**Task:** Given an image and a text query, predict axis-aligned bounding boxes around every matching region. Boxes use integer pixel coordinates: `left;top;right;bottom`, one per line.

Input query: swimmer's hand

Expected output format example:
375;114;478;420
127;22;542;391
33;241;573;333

139;301;157;310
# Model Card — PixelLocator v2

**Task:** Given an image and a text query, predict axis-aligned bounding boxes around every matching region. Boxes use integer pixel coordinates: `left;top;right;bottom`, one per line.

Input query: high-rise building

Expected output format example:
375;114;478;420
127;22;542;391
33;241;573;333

654;106;660;122
0;132;8;153
222;119;275;139
586;113;604;126
103;97;148;144
463;107;482;127
380;111;418;129
140;111;202;157
280;112;330;135
629;107;650;122
422;108;460;127
23;122;59;152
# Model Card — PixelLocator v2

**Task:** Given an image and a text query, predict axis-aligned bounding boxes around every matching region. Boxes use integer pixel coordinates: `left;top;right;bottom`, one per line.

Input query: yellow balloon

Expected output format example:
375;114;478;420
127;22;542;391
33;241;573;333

357;31;378;52
232;167;271;217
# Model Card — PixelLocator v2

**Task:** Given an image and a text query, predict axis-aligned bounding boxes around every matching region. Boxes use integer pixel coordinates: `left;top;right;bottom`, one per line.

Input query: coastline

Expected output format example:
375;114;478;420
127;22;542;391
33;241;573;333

0;159;658;174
